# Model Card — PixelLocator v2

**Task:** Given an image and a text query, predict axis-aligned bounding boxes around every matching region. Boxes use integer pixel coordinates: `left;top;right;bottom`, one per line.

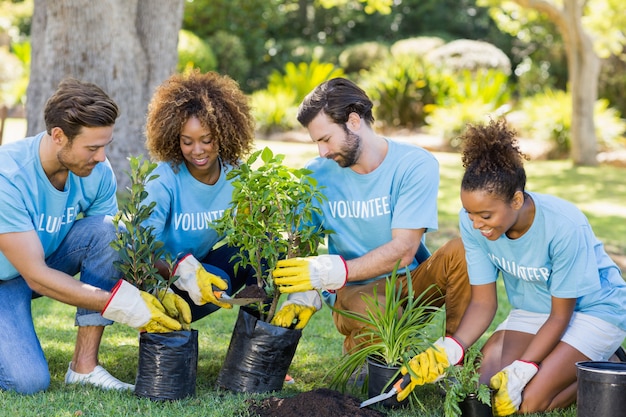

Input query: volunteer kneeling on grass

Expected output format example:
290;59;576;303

0;78;190;395
272;77;472;359
390;119;626;416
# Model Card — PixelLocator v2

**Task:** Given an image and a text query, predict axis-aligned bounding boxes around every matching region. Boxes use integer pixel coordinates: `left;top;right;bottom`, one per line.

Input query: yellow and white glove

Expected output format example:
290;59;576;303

397;336;464;401
172;254;232;309
490;360;539;416
155;289;192;329
273;255;347;293
271;290;322;329
102;280;182;333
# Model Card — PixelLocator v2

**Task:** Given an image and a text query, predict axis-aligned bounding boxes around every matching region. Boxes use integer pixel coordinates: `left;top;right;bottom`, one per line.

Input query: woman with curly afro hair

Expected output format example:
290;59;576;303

439;118;626;415
141;70;259;321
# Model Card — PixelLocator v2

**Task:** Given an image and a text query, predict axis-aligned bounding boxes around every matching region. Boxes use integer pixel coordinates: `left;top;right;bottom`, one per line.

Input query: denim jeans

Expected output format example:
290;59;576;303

0;215;121;394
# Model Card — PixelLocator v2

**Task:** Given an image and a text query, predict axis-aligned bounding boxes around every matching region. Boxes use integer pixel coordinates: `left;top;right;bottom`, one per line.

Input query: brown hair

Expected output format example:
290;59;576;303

145;70;255;169
44;78;119;141
460;118;528;203
297;77;374;128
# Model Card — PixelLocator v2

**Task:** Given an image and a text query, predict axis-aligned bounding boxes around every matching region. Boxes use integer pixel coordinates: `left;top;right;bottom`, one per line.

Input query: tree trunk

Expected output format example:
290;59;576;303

26;0;184;189
511;0;599;165
562;0;599;165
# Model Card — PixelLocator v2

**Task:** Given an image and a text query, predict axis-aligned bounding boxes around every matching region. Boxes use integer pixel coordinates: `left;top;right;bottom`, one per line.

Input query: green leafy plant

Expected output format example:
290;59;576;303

110;156;177;297
211;146;329;322
329;263;443;394
442;344;492;417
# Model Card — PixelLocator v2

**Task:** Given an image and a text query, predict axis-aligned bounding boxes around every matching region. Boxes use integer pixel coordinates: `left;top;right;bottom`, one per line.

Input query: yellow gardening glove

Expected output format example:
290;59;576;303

273;255;347;294
397;336;464;402
155;289;192;330
272;304;316;329
172;254;232;309
102;280;182;333
490;360;539;416
271;290;322;329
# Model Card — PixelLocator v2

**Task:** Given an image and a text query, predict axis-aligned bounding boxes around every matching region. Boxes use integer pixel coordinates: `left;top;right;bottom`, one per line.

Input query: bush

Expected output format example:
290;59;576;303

250;88;300;135
425;67;512;149
390;36;445;58
359;55;439;129
426;39;511;74
252;60;344;134
426;99;499;150
206;30;250;87
513;89;626;158
338;41;390;74
177;29;217;74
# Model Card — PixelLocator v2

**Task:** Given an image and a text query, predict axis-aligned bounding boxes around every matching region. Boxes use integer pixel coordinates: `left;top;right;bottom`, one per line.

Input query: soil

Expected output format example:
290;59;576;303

246;388;386;417
235;284;268;300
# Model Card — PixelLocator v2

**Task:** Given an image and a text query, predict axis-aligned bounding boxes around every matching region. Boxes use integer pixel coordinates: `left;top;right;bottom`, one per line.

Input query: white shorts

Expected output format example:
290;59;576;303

495;309;626;361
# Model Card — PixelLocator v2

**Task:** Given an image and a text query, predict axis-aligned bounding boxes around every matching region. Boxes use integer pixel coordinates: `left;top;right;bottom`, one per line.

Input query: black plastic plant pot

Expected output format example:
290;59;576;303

216;308;302;393
366;356;409;408
459;393;493;417
576;361;626;417
135;329;198;401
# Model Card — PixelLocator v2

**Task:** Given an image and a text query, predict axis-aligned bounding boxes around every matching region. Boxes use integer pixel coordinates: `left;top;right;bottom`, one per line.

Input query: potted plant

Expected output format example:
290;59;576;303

442;344;493;417
210;146;329;393
110;155;198;401
329;263;443;408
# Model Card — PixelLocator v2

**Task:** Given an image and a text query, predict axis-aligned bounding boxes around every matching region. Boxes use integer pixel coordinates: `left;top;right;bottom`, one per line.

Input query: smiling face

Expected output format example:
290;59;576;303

307;112;362;168
179;116;220;183
461;189;526;241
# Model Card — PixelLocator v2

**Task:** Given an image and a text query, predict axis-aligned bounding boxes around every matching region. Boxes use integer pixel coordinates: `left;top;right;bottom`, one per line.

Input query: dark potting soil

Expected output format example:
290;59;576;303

235;284;268;299
247;388;387;417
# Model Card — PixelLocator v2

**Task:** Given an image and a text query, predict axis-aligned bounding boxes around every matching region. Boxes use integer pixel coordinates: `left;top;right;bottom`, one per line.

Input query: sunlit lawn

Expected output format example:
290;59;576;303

0;122;623;416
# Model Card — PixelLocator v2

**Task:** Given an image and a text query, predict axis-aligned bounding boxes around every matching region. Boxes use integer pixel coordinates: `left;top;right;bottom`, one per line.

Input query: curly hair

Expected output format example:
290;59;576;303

460;118;528;203
145;70;255;169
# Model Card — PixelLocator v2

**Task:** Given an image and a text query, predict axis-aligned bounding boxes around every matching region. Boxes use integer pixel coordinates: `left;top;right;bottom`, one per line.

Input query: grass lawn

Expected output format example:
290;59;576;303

0;132;623;416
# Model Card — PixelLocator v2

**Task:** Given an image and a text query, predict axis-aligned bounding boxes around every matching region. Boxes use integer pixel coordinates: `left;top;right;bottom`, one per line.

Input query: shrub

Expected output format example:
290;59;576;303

359;55;437;129
177;29;217;74
513;89;626;158
210;147;328;322
338;41;390;74
206;30;250;87
425;68;512;149
426;39;511;74
426;99;499;150
252;60;344;133
250;88;300;135
390;36;445;58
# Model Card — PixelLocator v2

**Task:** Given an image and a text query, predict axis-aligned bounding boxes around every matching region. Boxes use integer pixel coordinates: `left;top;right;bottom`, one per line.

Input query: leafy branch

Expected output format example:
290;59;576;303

110;156;176;297
211;147;328;322
442;344;492;417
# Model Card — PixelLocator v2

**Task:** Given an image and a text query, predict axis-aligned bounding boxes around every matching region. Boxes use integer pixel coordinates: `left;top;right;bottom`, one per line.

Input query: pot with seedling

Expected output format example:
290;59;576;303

329;262;443;408
442;344;492;417
111;155;197;401
211;147;328;393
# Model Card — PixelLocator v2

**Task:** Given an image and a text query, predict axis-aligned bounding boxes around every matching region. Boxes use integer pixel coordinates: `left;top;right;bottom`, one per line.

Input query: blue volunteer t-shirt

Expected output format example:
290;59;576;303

460;191;626;330
306;139;439;279
0;132;118;280
141;161;234;261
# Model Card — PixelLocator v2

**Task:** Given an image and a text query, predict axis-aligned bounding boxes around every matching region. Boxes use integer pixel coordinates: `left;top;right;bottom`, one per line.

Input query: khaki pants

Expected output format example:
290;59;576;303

332;237;471;353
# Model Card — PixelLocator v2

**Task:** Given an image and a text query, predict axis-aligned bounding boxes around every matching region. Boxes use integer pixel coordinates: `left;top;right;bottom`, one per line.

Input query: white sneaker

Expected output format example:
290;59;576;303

65;363;135;391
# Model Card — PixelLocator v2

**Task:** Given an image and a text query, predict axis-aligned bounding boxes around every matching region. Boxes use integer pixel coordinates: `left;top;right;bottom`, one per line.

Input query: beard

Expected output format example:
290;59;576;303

57;144;96;177
330;128;361;168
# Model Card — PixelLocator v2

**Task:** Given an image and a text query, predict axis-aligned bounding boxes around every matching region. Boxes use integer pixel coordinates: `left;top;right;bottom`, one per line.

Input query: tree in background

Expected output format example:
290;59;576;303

480;0;626;166
26;0;184;189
